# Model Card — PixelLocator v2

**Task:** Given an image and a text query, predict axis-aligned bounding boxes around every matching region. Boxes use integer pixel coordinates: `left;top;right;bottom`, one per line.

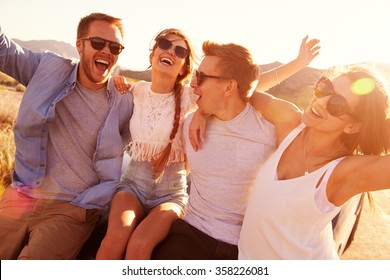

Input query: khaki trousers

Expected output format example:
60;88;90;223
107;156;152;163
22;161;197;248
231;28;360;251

0;187;99;260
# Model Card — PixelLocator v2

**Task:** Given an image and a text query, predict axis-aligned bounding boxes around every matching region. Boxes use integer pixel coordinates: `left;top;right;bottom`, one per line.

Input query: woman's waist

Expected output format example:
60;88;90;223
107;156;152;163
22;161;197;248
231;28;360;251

127;140;185;163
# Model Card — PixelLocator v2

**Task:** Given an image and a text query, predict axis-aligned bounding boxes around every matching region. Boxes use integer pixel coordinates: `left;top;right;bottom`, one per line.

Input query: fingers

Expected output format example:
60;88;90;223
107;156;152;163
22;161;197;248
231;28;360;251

311;45;321;56
113;76;129;94
188;130;200;151
301;35;309;45
304;37;321;58
307;38;320;49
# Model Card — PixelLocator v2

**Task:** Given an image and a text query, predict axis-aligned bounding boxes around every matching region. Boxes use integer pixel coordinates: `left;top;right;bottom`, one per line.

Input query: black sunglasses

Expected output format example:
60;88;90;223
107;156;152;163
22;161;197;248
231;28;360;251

80;37;124;55
157;38;189;59
314;76;358;119
193;70;228;87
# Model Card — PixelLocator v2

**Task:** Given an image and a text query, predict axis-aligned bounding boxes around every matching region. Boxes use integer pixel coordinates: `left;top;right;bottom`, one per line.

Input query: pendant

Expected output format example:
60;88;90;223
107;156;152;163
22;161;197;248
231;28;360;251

304;171;309;175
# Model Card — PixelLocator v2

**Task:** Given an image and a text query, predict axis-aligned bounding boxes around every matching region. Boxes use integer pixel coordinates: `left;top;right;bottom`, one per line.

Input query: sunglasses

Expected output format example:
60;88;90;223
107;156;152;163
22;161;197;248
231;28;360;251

157;38;189;59
314;76;358;119
193;70;228;87
80;37;124;55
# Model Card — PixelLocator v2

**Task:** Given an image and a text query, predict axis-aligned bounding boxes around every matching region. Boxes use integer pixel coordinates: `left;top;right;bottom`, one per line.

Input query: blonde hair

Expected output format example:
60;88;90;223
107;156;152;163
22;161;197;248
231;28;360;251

202;40;260;101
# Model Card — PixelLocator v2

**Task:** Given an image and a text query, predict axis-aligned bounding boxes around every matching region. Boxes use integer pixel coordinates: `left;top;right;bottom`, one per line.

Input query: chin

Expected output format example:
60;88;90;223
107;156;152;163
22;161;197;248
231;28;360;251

300;114;311;127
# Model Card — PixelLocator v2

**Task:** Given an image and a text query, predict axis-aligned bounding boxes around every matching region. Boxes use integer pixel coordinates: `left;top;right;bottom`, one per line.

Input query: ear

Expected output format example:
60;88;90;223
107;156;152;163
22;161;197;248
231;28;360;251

76;39;83;54
343;121;361;135
224;79;238;97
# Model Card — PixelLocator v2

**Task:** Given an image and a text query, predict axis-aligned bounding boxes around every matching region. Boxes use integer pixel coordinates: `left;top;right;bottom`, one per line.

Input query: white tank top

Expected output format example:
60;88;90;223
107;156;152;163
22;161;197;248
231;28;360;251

238;123;343;259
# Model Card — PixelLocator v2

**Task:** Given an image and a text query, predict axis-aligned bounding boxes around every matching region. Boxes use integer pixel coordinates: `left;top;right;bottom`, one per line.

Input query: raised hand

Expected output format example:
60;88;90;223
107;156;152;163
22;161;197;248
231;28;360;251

297;36;321;67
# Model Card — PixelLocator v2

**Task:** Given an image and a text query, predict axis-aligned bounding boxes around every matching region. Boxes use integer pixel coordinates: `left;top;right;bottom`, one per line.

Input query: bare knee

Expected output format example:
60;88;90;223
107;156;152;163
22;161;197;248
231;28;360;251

126;234;154;260
96;229;131;260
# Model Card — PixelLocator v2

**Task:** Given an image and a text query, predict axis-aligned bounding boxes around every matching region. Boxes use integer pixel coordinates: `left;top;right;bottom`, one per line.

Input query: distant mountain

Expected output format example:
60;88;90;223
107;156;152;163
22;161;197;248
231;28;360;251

13;39;79;59
119;68;151;81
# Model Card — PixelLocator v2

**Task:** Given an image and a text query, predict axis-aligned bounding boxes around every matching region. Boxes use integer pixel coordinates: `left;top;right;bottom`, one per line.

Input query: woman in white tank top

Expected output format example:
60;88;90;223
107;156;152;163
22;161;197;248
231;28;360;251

238;66;390;259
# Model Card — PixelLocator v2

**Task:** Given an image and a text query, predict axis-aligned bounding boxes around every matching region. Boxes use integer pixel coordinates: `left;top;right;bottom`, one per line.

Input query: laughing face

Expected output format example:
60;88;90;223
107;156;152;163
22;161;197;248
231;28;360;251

302;75;360;132
150;34;188;82
76;20;123;90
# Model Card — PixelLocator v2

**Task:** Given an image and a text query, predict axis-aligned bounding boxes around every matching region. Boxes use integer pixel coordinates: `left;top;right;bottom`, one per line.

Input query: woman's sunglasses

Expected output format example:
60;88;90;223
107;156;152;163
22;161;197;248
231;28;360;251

314;76;358;119
80;37;124;55
157;38;189;59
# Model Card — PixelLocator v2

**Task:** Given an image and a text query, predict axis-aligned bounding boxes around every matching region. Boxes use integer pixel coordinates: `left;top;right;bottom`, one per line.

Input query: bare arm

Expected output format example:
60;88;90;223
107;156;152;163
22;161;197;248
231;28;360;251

327;154;390;206
250;91;302;143
256;36;320;92
188;109;207;151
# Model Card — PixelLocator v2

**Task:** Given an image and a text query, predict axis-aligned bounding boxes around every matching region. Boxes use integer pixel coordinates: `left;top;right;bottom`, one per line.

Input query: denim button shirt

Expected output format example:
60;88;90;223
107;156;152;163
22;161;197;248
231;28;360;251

0;27;133;209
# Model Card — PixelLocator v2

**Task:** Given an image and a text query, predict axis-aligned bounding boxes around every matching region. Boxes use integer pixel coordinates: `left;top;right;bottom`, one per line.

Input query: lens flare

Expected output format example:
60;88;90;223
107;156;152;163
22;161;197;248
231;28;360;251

351;78;376;96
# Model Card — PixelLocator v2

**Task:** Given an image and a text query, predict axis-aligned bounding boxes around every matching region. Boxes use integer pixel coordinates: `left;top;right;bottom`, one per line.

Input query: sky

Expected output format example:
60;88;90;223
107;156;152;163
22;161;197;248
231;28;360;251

1;0;389;71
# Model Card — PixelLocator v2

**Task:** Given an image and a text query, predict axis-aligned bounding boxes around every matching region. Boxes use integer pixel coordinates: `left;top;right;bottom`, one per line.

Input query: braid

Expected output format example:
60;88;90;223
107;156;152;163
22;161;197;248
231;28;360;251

152;83;183;179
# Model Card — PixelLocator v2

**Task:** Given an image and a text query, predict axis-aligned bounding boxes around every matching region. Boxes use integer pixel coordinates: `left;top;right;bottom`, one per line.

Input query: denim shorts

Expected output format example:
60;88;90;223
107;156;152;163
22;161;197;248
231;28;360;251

116;160;188;214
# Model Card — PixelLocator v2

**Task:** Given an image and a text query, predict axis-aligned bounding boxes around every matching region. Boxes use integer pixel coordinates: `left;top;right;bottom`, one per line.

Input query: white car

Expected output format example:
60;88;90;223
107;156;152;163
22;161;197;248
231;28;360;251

332;193;365;255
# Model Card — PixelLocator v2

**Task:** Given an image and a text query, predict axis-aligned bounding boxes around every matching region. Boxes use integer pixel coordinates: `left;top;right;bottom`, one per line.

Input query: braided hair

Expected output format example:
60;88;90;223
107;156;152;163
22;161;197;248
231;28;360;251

150;28;195;178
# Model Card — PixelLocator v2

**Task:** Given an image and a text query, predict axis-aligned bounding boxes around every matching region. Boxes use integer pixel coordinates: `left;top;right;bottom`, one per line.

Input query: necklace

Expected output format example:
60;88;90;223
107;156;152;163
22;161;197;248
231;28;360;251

302;130;344;175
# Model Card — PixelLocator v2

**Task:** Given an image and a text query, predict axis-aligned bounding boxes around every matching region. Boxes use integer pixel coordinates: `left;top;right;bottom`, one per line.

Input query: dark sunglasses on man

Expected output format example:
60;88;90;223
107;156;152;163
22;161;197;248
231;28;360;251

80;37;124;55
314;76;359;120
193;70;228;87
157;38;189;59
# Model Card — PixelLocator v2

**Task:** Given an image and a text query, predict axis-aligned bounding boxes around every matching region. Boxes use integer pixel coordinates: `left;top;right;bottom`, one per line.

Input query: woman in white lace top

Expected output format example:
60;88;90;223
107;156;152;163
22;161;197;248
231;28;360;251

96;28;197;259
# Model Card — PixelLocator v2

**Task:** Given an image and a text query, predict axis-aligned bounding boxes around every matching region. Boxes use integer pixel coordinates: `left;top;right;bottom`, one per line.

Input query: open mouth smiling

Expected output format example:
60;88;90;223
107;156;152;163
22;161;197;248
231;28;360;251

95;59;109;71
160;57;173;66
311;106;323;118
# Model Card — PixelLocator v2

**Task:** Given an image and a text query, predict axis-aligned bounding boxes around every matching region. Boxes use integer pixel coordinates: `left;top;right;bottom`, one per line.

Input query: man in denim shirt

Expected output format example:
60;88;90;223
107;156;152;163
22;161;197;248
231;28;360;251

0;13;133;259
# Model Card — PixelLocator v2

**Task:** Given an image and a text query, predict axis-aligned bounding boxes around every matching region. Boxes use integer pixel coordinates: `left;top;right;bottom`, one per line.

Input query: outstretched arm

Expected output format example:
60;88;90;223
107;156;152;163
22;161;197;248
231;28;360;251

327;154;390;206
256;36;320;92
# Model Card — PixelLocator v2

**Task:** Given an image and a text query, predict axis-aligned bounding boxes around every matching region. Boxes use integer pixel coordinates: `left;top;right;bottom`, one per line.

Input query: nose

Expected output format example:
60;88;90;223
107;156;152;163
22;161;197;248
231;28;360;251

312;96;330;114
190;75;198;89
163;44;176;56
101;42;111;54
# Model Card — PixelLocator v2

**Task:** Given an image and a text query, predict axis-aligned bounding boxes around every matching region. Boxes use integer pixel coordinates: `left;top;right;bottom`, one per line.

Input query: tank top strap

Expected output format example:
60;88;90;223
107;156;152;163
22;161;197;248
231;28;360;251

278;122;306;151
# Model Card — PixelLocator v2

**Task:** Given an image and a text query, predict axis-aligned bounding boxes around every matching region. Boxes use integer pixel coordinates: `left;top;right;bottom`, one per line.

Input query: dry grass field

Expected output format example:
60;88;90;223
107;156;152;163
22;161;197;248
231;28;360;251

0;73;23;196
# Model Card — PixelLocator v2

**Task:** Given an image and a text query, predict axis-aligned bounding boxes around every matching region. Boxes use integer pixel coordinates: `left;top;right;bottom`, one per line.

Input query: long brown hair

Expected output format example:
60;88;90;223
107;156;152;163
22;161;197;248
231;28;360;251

150;28;195;178
328;66;390;155
330;66;390;209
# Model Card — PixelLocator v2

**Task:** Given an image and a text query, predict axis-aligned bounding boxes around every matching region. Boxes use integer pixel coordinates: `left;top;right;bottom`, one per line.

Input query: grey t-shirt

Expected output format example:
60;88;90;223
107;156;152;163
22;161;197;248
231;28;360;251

183;104;276;245
29;82;110;201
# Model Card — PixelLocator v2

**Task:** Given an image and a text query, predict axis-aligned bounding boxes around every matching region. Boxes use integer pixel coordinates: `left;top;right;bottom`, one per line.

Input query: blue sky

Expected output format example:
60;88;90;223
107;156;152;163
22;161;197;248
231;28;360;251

1;0;389;70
